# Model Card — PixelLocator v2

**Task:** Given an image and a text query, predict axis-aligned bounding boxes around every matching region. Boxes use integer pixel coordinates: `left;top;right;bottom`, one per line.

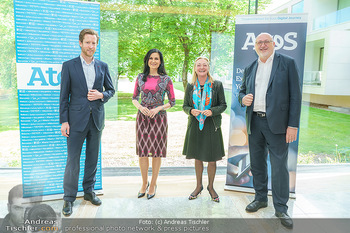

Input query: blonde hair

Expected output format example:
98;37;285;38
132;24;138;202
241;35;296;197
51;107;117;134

190;56;214;85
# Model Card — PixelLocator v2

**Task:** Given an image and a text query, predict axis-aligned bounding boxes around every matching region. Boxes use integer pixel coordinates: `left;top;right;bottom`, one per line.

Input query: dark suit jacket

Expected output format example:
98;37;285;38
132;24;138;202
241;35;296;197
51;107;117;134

59;56;115;132
183;80;227;130
238;52;302;135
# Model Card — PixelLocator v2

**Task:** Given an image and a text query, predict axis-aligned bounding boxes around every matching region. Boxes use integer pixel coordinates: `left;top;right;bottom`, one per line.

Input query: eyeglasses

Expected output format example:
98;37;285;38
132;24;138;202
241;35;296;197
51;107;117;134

255;40;273;46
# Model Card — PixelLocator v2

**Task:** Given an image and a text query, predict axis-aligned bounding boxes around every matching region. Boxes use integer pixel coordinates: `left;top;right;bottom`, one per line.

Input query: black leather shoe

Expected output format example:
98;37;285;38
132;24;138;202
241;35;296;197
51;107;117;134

62;201;73;217
138;182;149;198
84;192;102;206
245;200;268;212
275;212;293;229
147;185;157;200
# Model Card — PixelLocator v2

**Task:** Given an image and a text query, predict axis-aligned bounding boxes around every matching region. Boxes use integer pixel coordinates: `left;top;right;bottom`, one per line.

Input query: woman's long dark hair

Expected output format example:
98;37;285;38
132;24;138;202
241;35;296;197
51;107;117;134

142;49;167;82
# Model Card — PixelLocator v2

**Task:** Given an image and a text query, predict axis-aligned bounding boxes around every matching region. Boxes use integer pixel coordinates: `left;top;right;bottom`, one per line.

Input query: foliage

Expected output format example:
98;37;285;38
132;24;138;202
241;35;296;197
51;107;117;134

0;0;272;91
173;81;184;92
336;147;350;163
8;158;21;167
97;0;271;88
0;0;16;91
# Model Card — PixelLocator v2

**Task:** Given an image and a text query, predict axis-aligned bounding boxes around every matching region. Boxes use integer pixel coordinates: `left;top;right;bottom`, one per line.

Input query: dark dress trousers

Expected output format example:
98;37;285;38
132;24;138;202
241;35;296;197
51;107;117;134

59;56;115;202
238;53;301;213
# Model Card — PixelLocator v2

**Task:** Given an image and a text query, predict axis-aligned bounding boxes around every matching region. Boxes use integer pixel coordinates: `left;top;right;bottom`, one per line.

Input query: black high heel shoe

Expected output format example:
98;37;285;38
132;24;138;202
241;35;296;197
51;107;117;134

207;186;220;203
188;186;203;200
138;182;149;198
147;185;157;200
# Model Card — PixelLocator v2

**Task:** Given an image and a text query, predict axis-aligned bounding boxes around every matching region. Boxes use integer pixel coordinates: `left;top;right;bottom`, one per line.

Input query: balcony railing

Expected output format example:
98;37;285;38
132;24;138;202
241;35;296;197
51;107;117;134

313;6;350;30
303;71;322;86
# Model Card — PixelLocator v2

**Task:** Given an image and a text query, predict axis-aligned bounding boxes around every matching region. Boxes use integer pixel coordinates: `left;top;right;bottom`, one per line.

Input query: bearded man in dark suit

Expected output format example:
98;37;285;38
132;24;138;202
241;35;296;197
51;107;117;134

59;29;115;217
239;32;302;229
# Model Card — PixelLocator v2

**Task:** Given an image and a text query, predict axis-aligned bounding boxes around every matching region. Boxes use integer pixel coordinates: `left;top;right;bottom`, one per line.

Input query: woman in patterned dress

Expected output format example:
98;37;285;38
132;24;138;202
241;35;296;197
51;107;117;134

132;49;175;199
183;57;227;202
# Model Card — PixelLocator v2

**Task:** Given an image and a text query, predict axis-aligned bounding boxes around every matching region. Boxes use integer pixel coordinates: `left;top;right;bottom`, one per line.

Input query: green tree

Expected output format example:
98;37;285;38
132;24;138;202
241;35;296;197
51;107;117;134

99;0;271;89
0;0;16;92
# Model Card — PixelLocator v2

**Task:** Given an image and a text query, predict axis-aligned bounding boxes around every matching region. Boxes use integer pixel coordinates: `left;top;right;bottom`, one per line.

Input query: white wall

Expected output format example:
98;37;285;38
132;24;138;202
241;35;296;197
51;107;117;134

324;30;350;95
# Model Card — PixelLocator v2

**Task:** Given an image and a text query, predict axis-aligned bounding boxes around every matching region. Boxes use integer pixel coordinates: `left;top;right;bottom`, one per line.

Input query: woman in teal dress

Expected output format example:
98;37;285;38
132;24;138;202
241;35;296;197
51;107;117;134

183;57;227;202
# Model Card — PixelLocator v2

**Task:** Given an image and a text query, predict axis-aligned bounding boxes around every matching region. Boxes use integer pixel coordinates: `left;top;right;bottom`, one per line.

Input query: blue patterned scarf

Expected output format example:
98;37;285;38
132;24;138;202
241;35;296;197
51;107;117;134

192;78;212;130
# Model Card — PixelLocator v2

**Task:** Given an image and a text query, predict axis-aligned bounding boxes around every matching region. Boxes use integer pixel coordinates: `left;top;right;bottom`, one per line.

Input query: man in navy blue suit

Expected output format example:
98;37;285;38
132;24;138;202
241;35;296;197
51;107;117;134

59;29;115;217
239;32;301;229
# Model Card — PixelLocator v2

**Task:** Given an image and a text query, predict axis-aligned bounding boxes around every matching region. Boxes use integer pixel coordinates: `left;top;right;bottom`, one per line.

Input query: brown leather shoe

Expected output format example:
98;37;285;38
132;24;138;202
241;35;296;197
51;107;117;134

275;211;293;229
245;200;268;212
84;192;102;206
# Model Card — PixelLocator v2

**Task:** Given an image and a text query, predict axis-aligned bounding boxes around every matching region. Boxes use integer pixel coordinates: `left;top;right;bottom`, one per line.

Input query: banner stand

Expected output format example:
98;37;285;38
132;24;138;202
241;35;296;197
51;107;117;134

14;0;102;198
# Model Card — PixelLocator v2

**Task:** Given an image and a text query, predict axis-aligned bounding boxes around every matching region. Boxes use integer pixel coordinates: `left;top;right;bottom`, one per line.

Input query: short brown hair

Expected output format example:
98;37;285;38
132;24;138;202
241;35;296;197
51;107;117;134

79;29;99;44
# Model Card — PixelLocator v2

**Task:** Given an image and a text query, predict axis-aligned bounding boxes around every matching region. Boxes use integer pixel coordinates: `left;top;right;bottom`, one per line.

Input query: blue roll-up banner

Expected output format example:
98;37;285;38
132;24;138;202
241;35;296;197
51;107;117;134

225;14;308;195
14;0;102;198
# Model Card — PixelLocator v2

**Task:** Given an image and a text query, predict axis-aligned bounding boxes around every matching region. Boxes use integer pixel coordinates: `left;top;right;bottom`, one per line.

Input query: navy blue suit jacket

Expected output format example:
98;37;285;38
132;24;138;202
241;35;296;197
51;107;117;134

239;52;302;135
59;56;115;132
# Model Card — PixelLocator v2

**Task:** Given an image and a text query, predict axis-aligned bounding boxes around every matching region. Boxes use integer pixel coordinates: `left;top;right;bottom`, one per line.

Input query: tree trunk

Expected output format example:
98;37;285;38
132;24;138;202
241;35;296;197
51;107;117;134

182;43;190;90
208;31;212;60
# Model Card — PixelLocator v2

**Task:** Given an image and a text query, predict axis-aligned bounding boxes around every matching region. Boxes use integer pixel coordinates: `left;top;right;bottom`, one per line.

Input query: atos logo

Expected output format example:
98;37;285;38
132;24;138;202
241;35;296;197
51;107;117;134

241;32;298;51
27;67;61;86
17;63;62;90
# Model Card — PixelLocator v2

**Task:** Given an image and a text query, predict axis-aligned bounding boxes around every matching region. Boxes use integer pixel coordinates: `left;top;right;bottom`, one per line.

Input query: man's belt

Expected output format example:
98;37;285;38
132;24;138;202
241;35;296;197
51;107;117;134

254;111;266;117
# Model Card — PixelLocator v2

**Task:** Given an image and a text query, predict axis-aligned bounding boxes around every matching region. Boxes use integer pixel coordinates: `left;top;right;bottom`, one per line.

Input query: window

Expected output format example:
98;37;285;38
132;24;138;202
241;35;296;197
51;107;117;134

292;0;304;13
319;47;324;71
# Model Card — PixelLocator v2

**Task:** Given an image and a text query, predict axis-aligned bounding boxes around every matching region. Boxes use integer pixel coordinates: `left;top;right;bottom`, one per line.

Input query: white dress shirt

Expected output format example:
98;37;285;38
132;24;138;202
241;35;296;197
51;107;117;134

253;52;274;112
80;55;96;91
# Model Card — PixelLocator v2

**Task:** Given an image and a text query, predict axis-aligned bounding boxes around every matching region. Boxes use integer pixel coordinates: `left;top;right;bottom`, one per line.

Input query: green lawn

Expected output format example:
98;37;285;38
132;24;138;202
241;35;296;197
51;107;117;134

105;92;136;121
298;105;350;162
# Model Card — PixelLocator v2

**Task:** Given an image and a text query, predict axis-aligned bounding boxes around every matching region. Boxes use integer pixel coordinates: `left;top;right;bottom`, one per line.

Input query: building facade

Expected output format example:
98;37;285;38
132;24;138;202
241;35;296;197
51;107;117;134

269;0;350;110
